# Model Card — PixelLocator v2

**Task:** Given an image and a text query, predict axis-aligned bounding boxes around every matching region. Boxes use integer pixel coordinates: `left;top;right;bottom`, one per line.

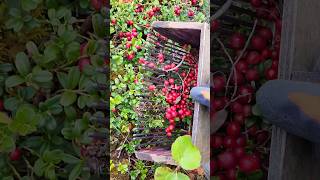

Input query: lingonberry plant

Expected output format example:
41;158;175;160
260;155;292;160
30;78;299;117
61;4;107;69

0;0;108;179
211;0;282;179
110;0;208;179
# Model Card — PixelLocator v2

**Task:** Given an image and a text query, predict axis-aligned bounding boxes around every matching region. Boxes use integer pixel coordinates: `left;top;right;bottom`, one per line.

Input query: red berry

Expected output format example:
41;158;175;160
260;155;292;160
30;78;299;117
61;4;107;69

227;122;241;137
237;85;254;104
261;48;272;59
91;0;102;11
239;155;261;173
148;85;156;91
256;131;269;144
246;51;262;65
230;101;243;113
111;19;116;25
243;104;252;117
231;71;245;85
167;132;172;137
168;124;175;131
212;76;226;92
217;151;237;170
212;97;227;111
251;35;267;51
223;136;237;148
233;147;246;159
127;53;135;61
233;114;245;125
78;58;91;72
210;160;217;176
226;169;237;180
235;135;247;147
265;67;278;80
169;78;175;84
229;33;245;50
188;10;194;17
235;60;249;73
125;42;131;49
250;0;262;7
10;148;21;161
258;27;273;40
127;20;134;26
211;20;220;32
245;68;259;81
0;100;3;111
211;135;223;148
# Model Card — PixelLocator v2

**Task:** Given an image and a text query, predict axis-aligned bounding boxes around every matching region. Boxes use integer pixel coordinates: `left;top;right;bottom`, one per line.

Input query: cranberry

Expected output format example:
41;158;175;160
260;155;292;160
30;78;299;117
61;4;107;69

10;148;21;161
229;33;245;50
239;155;261;174
227;122;241;137
217;151;237;170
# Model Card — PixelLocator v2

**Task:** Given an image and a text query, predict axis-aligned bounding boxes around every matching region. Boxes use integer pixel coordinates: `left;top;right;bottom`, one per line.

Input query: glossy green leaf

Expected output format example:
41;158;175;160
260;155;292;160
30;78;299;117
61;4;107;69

60;91;77;106
5;75;24;88
32;71;53;83
66;67;80;89
171;135;201;170
9;106;41;136
69;162;83;180
15;52;31;76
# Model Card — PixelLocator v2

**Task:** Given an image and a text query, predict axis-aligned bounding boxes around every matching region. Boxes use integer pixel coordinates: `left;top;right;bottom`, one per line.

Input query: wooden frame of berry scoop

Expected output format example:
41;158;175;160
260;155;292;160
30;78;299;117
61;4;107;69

134;21;210;179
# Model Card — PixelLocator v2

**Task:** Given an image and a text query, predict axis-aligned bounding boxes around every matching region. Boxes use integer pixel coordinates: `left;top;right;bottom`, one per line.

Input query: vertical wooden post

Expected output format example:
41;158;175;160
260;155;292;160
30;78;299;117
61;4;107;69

268;0;320;180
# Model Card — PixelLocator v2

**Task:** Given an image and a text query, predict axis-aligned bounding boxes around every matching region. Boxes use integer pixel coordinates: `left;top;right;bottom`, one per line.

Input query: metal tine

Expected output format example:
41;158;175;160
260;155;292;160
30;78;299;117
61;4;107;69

147;47;186;61
147;32;187;51
136;140;173;148
133;132;167;137
143;78;163;85
147;39;188;56
132;127;182;132
147;36;188;55
211;0;256;17
145;55;187;67
90;116;108;124
142;65;167;74
132;135;170;140
147;45;186;60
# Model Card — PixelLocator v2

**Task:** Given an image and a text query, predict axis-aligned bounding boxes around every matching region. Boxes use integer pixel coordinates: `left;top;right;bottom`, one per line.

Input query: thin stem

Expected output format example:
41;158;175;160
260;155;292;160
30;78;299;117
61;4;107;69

8;162;22;180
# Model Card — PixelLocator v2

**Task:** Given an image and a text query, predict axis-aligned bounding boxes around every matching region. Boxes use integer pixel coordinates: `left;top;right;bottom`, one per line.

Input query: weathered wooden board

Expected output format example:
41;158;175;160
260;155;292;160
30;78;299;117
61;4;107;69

135;21;210;179
268;0;320;180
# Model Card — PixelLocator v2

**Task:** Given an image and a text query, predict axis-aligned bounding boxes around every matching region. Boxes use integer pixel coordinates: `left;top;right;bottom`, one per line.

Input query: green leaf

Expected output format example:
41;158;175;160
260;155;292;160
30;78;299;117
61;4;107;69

166;172;190;180
154;167;172;180
62;154;80;164
69;162;83;180
43;149;64;164
5;75;25;88
9;106;41;136
67;67;80;89
252;104;262;116
79;0;89;8
32;71;53;83
0;112;12;124
4;97;21;112
44;45;59;63
57;72;68;89
15;52;31;76
0;125;15;152
248;170;263;180
65;42;80;62
34;158;46;176
45;165;56;180
21;0;40;11
92;13;107;38
60;91;77;106
77;96;87;109
0;63;14;73
171;135;201;170
26;41;39;56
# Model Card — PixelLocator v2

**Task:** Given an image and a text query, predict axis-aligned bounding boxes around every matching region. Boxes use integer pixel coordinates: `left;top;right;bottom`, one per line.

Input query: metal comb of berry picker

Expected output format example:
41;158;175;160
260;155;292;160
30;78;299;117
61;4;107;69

134;21;210;177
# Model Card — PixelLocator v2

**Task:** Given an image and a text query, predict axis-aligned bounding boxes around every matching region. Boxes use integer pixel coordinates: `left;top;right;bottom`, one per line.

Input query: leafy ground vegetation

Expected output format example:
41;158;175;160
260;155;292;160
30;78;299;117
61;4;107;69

110;0;209;179
0;0;108;179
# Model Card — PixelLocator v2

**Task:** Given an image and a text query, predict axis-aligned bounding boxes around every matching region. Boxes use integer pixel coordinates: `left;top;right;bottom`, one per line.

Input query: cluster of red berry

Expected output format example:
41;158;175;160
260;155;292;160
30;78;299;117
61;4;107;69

211;0;282;179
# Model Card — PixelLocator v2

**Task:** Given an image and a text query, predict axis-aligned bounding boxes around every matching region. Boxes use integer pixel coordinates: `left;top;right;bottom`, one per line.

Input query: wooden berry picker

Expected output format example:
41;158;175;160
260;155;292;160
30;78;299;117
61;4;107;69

133;21;210;177
211;0;283;179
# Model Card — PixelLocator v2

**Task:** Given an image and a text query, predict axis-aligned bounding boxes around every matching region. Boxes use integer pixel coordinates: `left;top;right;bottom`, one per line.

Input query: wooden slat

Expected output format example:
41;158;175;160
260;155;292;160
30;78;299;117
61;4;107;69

269;0;320;179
